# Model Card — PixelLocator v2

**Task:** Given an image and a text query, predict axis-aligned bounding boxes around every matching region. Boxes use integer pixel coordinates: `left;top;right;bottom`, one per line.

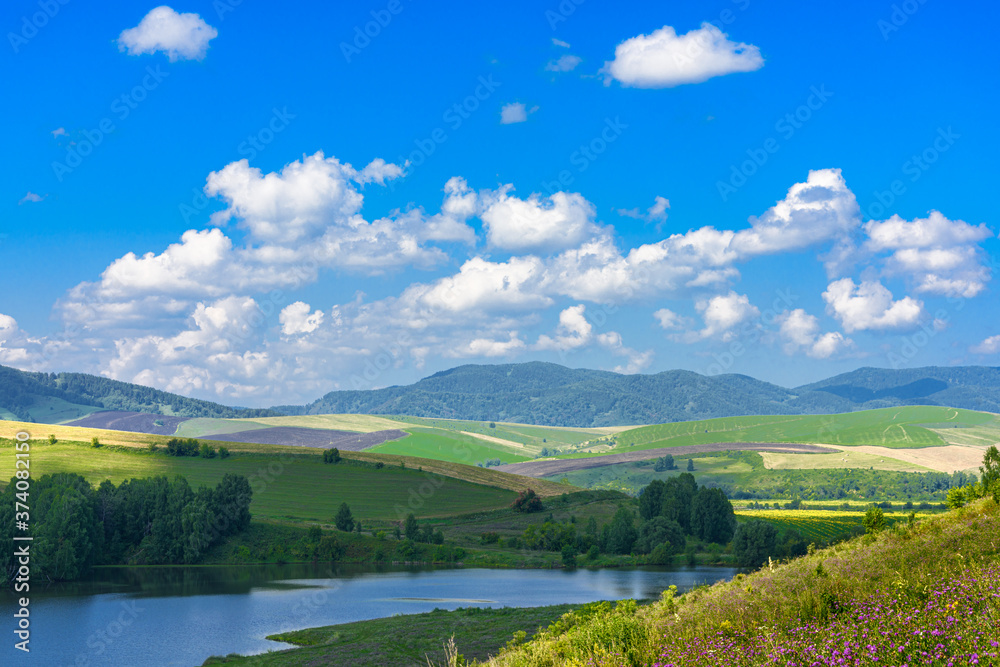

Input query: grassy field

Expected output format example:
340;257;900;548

0;439;521;523
202;604;583;666
734;508;926;543
759;450;933;472
607;406;999;452
371;428;531;464
546;450;966;503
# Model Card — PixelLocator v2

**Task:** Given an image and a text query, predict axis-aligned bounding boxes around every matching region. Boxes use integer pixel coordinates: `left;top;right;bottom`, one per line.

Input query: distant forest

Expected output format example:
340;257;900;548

278;362;1000;427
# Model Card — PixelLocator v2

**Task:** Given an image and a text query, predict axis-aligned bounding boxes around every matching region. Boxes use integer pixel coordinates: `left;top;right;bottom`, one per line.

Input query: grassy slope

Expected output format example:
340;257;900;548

202;605;582;667
607;406;999;452
371;428;531;464
482;497;1000;666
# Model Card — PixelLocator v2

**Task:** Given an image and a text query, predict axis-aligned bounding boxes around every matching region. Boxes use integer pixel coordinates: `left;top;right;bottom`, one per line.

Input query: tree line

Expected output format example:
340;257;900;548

0;472;252;582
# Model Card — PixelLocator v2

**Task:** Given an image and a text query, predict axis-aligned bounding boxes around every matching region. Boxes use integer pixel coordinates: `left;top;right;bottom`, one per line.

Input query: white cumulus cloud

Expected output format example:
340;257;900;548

822;278;923;333
279;301;325;336
971;335;1000;355
480;186;598;252
500;102;529;124
118;6;218;61
776;309;852;359
602;23;763;88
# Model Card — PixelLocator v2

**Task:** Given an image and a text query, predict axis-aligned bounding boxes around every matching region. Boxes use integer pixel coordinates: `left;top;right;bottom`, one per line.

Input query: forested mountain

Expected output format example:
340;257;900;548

3;362;998;428
0;364;279;423
278;363;1000;427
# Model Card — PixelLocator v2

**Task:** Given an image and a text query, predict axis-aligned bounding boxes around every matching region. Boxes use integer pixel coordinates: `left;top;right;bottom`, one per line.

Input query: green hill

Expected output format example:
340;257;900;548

278;363;1000;427
0;364;280;423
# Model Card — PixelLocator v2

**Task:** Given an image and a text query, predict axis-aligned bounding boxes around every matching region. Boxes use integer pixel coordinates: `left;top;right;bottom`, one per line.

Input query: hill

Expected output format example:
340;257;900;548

280;362;1000;427
0;364;280;424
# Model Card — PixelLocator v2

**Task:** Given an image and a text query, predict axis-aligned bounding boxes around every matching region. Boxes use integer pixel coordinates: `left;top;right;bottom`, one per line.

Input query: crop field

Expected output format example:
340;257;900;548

382;415;610;449
370;428;531;464
759;450;934;473
228;414;411;433
611;406;997;451
0;439;522;523
735;509;922;543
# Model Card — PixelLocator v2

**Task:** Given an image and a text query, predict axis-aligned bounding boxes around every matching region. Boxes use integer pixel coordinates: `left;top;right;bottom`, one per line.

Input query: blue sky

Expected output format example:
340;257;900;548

2;0;998;406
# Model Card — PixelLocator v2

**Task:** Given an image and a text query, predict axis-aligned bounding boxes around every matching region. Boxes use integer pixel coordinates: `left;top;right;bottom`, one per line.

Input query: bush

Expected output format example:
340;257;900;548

218;446;230;459
863;505;886;533
48;434;57;445
200;443;216;459
480;531;500;545
511;488;543;513
91;437;101;448
561;544;577;568
323;448;341;464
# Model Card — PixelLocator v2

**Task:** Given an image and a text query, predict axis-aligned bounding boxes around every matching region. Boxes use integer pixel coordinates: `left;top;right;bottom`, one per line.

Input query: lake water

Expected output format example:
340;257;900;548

1;563;737;666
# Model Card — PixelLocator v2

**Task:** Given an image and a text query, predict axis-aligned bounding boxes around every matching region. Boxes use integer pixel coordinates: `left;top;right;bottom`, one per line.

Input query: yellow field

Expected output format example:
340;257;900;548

759;450;933;473
228;414;409;432
736;509;930;542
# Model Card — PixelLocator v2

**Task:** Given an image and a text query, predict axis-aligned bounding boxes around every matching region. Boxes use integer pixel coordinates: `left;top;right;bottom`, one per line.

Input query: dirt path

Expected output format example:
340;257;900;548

496;442;836;478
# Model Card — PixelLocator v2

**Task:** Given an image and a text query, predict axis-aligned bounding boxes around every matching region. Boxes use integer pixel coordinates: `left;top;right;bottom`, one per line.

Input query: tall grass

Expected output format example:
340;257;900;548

476;497;1000;666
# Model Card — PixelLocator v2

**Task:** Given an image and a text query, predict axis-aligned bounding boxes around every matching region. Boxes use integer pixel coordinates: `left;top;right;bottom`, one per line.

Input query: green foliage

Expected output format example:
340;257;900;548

511;488;543;513
862;505;886;533
404;513;419;540
0;472;252;581
218;446;230;459
690;487;736;543
634;516;685;555
980;445;1000;501
90;436;100;448
733;519;779;568
199;443;216;459
561;543;577;568
687;458;695;471
653;454;675;472
602;507;638;554
322;447;341;464
48;434;57;445
165;438;201;457
335;503;354;532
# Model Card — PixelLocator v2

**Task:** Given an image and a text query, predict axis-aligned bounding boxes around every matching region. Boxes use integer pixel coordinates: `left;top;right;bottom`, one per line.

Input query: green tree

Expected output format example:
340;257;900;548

199;443;216;458
686;458;694;471
323;448;341;464
732;519;778;568
335;502;354;532
561;543;577;568
635;517;685;555
863;505;886;533
91;437;101;448
690;487;736;543
639;479;666;521
218;446;230;459
603;507;638;555
404;513;419;540
980;445;1000;501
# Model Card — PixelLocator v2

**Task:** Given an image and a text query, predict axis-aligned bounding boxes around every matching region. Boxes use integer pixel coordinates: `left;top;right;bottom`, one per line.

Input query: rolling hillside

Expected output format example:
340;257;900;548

279;363;1000;427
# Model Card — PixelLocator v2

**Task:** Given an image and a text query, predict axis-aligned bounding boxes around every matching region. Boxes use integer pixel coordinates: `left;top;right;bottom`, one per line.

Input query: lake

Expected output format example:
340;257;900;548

1;563;737;666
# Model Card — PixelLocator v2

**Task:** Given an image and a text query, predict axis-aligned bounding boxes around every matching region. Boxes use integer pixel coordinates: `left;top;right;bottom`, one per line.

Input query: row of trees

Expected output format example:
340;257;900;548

0;473;253;581
164;438;229;458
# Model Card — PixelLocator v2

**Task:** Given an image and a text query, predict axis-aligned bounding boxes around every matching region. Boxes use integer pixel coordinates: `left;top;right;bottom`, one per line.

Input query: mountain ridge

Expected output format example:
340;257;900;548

2;362;998;428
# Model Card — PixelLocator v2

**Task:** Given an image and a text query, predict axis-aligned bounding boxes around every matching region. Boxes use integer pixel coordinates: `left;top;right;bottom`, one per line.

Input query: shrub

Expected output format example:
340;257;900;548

511;488;543;513
218;446;230;459
561;544;577;568
48;434;57;445
323;448;341;464
862;505;886;533
199;443;216;459
91;437;101;448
